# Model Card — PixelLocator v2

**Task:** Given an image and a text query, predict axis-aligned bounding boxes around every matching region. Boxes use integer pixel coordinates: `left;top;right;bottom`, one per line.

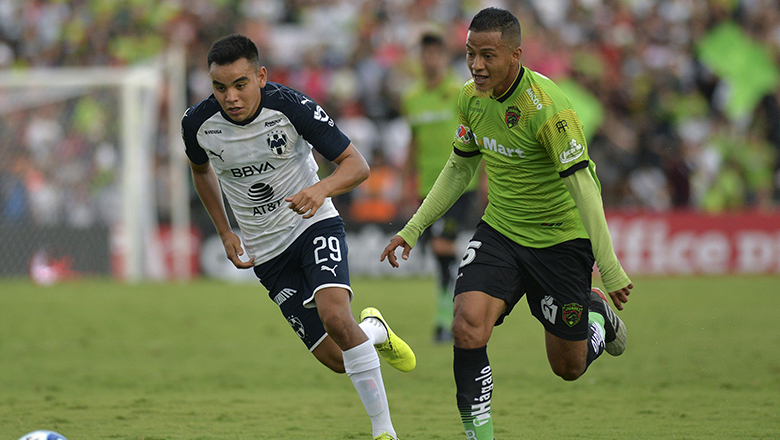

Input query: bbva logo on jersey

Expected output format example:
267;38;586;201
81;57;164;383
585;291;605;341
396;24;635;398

267;129;290;156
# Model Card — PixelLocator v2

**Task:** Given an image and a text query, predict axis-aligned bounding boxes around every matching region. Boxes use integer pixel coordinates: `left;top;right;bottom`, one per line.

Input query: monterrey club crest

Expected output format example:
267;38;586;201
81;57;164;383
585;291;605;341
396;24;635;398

505;106;521;128
267;129;290;156
562;303;583;327
288;316;306;339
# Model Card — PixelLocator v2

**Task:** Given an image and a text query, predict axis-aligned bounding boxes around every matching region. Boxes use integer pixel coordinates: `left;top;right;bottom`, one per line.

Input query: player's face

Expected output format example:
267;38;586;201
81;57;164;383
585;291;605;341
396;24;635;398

465;30;522;97
209;57;267;122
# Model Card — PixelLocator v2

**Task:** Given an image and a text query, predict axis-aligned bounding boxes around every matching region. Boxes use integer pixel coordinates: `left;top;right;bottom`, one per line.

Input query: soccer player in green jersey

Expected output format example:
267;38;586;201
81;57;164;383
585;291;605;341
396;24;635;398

400;31;481;343
381;8;633;440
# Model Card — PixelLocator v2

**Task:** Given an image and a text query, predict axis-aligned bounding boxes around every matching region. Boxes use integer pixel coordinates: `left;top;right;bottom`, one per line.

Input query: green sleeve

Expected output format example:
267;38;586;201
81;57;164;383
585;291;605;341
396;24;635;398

562;167;631;292
397;150;482;248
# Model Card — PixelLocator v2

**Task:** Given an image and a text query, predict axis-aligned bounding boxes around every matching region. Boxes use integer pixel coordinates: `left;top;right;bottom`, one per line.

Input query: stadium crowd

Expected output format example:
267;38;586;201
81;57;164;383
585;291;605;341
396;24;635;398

1;0;780;229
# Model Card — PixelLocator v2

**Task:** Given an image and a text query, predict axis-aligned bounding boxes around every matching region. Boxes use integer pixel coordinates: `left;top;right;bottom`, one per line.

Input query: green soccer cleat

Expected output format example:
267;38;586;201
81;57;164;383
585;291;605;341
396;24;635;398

359;307;416;372
590;288;627;356
374;433;397;440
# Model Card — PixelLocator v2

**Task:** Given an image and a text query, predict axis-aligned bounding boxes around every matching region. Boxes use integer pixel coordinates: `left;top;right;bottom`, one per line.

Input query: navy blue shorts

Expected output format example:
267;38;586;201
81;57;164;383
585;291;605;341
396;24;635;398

254;217;352;351
454;221;596;341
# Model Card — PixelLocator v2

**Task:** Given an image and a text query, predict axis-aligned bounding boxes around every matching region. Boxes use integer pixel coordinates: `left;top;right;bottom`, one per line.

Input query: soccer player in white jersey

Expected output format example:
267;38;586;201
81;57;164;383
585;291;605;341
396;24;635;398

182;34;415;440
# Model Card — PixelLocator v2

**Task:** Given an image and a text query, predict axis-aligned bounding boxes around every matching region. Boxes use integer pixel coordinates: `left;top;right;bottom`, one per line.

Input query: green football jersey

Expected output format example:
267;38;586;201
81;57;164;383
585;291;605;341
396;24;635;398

454;66;601;248
402;71;479;197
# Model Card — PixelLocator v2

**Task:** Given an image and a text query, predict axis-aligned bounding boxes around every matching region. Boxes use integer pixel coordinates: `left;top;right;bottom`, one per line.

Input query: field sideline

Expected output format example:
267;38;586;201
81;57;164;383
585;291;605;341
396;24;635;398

1;276;778;439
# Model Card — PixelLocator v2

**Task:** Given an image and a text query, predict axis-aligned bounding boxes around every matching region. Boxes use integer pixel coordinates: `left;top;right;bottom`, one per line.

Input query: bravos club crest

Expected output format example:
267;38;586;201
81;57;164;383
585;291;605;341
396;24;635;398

562;303;583;327
505;106;521;128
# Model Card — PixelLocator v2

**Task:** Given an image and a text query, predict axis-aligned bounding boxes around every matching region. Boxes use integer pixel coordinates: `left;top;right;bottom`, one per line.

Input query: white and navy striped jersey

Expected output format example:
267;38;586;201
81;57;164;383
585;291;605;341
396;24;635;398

181;82;351;265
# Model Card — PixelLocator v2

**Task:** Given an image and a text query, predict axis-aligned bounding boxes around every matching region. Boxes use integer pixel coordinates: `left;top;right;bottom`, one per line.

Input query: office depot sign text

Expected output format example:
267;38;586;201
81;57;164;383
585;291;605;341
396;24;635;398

606;211;780;275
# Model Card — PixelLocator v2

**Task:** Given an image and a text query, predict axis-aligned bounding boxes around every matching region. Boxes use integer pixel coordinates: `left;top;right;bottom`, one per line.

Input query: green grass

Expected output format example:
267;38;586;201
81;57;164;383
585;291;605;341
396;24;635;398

1;276;779;439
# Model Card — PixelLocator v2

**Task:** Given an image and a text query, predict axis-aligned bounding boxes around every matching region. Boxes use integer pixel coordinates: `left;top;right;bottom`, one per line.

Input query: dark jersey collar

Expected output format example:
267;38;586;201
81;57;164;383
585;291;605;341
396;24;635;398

217;85;266;126
493;66;525;103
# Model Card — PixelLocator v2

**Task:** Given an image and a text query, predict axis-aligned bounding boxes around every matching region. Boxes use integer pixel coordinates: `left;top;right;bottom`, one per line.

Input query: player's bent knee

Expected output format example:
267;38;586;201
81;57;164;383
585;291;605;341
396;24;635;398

552;363;586;381
548;353;587;381
313;337;346;374
451;315;491;348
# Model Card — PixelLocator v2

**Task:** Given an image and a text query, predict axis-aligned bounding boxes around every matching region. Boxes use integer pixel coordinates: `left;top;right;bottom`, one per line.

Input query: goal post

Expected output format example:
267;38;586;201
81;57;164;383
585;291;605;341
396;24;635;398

0;51;191;282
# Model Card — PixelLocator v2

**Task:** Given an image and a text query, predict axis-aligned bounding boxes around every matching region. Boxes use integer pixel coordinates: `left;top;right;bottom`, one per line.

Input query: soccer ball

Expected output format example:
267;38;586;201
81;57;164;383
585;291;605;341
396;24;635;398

17;431;68;440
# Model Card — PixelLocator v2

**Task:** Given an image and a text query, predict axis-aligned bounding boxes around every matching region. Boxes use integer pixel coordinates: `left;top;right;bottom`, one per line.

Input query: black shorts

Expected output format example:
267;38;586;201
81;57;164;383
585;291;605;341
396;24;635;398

421;190;479;243
454;221;596;341
254;217;352;351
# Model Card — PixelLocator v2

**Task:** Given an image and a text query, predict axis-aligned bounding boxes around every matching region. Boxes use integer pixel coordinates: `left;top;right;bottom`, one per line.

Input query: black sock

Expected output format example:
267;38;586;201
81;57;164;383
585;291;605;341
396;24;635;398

454;346;494;439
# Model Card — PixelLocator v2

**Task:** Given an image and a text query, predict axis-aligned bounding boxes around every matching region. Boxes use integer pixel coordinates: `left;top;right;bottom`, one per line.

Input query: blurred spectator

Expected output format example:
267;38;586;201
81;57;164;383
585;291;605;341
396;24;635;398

349;148;401;224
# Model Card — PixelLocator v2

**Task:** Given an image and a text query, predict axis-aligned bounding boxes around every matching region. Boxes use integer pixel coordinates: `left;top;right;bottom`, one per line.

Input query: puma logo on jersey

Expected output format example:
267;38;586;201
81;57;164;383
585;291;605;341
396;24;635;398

321;265;338;276
209;149;226;161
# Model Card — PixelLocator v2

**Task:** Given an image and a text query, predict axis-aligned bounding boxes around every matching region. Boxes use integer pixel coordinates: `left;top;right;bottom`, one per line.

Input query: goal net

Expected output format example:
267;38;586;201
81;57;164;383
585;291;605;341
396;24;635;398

0;51;192;282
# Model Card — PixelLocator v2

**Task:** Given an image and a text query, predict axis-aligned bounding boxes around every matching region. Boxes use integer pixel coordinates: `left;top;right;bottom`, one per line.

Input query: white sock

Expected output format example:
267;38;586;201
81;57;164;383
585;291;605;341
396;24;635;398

343;340;395;438
359;317;388;345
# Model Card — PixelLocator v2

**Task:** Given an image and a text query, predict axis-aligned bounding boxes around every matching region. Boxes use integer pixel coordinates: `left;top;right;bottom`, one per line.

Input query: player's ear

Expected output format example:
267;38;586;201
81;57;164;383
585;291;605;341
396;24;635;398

512;46;523;64
256;66;267;88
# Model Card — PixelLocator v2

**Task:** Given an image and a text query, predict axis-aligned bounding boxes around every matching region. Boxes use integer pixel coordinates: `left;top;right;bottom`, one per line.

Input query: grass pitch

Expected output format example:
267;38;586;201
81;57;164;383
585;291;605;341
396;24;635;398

1;276;779;439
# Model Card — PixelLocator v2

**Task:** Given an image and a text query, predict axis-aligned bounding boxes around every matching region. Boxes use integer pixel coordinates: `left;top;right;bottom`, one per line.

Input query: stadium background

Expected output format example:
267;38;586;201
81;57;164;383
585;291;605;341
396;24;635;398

1;0;780;281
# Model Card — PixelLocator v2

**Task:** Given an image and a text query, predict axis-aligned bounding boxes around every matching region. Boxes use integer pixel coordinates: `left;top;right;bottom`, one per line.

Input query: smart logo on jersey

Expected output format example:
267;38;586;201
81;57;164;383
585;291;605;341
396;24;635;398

562;303;583;327
456;125;474;144
267;130;290;156
505;106;521;128
559;138;585;164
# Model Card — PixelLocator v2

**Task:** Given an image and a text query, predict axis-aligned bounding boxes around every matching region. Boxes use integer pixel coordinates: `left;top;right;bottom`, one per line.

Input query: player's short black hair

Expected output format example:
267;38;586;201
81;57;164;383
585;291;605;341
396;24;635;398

469;7;521;47
207;34;261;69
421;31;445;48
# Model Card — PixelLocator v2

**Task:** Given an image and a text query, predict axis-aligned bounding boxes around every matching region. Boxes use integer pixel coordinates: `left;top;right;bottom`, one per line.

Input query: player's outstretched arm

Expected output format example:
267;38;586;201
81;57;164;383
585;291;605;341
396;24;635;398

380;235;413;268
286;142;369;218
